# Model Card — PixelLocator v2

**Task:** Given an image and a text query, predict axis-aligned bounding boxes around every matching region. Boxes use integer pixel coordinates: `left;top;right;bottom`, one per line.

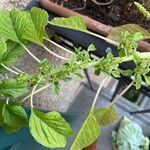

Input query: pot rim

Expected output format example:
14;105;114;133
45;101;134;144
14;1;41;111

40;0;150;52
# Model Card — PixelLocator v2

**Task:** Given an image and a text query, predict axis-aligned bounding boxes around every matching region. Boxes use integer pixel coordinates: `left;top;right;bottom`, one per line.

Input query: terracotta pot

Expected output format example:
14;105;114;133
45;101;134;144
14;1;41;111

82;142;97;150
40;0;150;52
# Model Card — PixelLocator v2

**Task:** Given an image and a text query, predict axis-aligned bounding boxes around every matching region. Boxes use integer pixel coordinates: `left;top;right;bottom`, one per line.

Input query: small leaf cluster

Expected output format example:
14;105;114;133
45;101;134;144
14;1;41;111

118;31;143;57
134;2;150;20
95;53;122;78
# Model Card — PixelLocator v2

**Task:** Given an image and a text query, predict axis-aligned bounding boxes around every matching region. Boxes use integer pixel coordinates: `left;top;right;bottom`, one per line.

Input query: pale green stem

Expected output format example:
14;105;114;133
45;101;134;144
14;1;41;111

138;52;150;59
1;63;19;75
112;81;134;104
42;45;69;61
6;98;9;105
45;38;73;55
91;76;109;111
30;78;42;107
88;31;118;46
11;65;24;73
21;83;52;103
21;44;41;63
30;83;39;108
5;74;9;79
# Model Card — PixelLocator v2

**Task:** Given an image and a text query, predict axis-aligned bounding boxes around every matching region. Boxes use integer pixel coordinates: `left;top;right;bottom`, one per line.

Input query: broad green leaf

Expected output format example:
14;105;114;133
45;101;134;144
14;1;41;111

0;38;7;60
10;9;30;43
22;7;48;45
0;9;30;43
108;24;150;42
0;41;24;73
2;41;24;64
3;124;19;133
2;103;28;131
0;100;21;132
0;8;48;45
29;109;73;148
71;112;100;150
0;79;28;98
94;105;118;126
49;16;88;32
0;10;20;43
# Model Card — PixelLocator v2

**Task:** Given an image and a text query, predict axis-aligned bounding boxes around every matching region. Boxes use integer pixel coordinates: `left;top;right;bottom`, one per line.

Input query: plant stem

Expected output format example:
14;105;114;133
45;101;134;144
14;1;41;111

91;76;108;111
21;83;52;103
88;31;118;46
138;52;150;59
21;44;41;63
45;38;73;55
42;45;69;61
1;63;19;75
30;84;38;108
6;98;9;105
112;81;134;104
30;78;42;107
11;65;24;73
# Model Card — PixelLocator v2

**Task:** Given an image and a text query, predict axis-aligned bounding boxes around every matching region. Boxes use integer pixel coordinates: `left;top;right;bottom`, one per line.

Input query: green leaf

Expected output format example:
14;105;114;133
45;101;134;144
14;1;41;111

74;71;84;79
121;69;134;77
0;100;21;132
52;81;60;95
0;41;24;73
111;70;121;78
29;109;73;148
2;103;28;131
68;54;77;66
94;105;118;126
144;76;150;86
22;7;48;45
0;79;28;98
49;16;88;32
87;44;96;52
10;9;30;43
0;38;7;60
108;24;150;42
3;124;19;133
134;73;142;89
71;112;100;150
0;10;20;43
0;8;48;45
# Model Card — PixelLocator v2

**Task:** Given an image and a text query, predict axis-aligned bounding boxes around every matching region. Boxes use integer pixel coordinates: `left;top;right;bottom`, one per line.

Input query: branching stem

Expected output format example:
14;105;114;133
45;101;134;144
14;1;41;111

11;65;25;73
42;45;69;61
45;38;73;55
30;78;42;107
21;44;41;63
91;76;108;111
112;81;134;104
1;63;19;75
21;83;52;103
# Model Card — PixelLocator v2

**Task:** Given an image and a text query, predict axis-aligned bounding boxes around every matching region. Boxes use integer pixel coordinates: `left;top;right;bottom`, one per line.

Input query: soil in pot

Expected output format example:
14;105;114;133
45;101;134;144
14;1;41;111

54;0;150;32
